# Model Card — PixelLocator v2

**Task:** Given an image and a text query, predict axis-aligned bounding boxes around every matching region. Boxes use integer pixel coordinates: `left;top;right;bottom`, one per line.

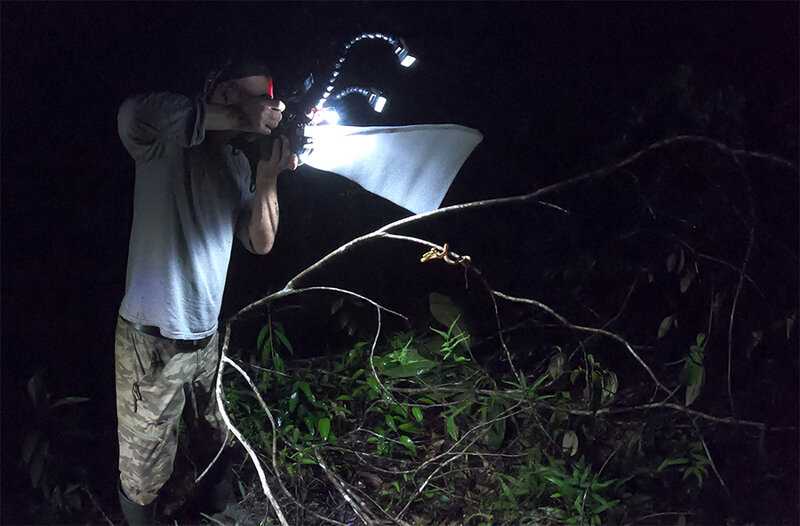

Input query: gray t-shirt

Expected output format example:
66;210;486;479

117;93;254;339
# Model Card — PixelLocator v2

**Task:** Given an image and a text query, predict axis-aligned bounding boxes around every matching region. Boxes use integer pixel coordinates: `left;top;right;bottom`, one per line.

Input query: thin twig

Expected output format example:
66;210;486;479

214;325;290;526
286;135;796;289
689;418;730;496
313;449;379;525
491;290;671;394
727;222;755;418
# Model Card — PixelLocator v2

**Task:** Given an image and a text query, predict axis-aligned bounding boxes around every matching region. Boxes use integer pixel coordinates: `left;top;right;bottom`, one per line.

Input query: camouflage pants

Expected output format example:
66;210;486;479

115;316;224;506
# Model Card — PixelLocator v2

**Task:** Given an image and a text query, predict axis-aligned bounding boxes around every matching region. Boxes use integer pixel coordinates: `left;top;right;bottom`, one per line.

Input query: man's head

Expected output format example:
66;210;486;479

204;58;274;105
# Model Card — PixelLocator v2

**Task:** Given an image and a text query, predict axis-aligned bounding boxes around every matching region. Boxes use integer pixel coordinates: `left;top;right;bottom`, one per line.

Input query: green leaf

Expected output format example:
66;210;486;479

680;270;696;293
667;251;677;273
64;490;83;510
366;376;380;393
272;351;285;373
399;435;417;455
288;392;299;413
657;458;690;472
682;466;704;485
385;414;397;433
658;315;674;339
498;477;518;508
429;292;462;330
22;432;40;464
548;353;565;381
429;293;471;351
27;373;44;407
561;430;579;457
297;381;315;402
446;415;458;440
275;330;293;354
600;371;618;403
696;332;707;347
29;439;48;487
412;406;423;423
317;418;331;440
398;423;420;435
257;324;270;352
303;416;316;435
592;497;619;515
376;348;439;378
681;346;705;406
593;478;615;489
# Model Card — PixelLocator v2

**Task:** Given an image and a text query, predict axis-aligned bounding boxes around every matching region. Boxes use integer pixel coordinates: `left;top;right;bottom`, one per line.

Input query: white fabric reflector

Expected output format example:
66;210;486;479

302;124;483;214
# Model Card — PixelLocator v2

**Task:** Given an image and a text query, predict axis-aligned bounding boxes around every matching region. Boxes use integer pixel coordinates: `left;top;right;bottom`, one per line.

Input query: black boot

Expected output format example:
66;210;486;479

118;481;159;526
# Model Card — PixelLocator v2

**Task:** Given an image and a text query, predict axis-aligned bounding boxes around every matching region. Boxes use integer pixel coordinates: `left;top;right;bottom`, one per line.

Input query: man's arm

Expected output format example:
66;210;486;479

204;97;285;133
249;137;298;254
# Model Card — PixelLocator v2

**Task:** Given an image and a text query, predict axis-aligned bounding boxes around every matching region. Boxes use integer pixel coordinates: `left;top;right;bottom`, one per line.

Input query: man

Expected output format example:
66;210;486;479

115;58;297;525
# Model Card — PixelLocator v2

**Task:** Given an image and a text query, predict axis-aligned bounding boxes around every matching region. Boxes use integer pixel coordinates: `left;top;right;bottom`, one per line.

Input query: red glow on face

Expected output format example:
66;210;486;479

267;77;274;98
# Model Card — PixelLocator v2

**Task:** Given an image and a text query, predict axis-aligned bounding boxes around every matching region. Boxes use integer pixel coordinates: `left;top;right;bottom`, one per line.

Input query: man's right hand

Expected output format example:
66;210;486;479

237;95;285;135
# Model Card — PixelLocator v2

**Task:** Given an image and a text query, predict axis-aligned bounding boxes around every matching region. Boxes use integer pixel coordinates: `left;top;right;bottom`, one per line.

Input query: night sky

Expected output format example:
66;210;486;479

1;1;797;522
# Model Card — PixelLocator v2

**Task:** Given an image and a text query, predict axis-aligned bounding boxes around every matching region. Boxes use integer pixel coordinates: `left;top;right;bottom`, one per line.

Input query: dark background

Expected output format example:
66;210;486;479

1;1;797;523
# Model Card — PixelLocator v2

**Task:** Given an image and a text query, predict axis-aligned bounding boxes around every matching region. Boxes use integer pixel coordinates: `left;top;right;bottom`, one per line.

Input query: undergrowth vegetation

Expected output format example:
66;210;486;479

217;137;798;525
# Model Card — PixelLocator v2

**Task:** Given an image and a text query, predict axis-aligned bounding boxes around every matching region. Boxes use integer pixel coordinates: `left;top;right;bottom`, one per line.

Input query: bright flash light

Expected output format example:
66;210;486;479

367;89;387;113
372;96;387;113
310;107;340;126
394;45;418;68
326;110;341;123
400;54;417;68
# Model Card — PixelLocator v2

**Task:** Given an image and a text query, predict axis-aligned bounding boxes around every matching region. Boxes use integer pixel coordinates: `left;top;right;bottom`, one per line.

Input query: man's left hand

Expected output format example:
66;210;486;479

258;136;298;177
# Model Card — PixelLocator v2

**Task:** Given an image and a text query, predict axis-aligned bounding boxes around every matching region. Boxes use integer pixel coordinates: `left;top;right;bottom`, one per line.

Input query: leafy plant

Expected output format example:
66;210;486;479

20;372;91;523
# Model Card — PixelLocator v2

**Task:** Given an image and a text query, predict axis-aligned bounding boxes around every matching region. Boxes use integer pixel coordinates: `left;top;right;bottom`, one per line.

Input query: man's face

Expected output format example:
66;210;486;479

212;75;284;112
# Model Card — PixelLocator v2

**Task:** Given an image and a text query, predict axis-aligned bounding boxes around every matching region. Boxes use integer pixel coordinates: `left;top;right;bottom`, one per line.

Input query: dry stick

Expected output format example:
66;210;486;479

727;222;755;419
214;325;290;526
211;286;404;525
82;487;115;526
396;403;526;521
213;135;794;521
195;428;231;483
287;135;797;291
407;402;526;485
214;357;350;526
385;384;777;430
491;290;671;395
537;401;778;431
312;449;381;526
397;430;486;521
624;511;693;526
673;238;763;297
580;447;619;520
689;417;730;495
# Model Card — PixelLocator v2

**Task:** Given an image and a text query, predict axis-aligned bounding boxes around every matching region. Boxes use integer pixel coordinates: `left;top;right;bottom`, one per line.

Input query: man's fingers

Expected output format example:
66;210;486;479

266;99;286;112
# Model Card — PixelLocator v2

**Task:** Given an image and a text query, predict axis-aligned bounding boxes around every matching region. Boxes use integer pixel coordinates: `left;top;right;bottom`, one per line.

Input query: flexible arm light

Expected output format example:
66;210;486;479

315;32;417;111
333;87;388;113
